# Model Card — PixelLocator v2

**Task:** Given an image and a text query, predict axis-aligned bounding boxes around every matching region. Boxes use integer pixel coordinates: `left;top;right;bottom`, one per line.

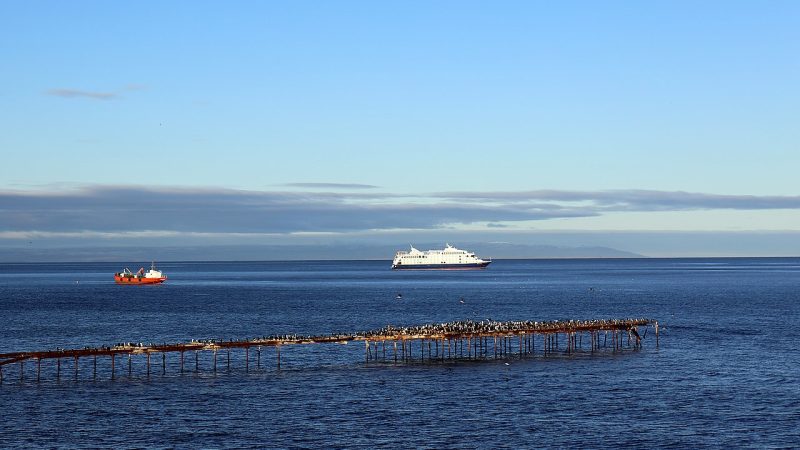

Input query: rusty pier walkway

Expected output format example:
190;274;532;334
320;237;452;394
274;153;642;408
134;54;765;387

0;318;658;383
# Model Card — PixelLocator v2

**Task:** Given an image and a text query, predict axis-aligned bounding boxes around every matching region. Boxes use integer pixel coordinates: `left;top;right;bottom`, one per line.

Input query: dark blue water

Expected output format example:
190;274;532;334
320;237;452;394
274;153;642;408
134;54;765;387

1;259;799;448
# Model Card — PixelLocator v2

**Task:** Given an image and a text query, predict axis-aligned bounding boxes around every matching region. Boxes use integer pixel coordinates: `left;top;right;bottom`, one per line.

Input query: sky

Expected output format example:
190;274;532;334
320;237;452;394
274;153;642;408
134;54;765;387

1;1;799;259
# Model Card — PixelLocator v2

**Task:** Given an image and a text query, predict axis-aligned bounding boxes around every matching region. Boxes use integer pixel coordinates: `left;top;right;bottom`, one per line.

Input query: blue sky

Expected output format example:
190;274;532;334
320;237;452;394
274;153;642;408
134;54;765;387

1;2;799;258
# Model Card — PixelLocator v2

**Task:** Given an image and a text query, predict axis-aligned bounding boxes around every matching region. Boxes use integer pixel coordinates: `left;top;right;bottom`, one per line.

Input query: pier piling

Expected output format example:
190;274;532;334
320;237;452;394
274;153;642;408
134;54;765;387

655;321;660;347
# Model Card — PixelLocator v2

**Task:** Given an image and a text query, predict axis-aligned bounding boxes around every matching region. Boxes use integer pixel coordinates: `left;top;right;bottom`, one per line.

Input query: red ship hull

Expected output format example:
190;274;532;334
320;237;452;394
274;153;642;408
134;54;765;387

114;275;167;285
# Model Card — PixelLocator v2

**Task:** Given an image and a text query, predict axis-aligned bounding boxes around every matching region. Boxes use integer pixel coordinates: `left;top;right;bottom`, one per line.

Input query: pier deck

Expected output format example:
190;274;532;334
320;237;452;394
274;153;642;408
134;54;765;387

0;318;658;383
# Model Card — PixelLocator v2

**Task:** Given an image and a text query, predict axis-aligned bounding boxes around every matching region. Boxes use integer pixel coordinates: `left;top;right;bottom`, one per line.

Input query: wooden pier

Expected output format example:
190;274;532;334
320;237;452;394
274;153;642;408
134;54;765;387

0;318;658;383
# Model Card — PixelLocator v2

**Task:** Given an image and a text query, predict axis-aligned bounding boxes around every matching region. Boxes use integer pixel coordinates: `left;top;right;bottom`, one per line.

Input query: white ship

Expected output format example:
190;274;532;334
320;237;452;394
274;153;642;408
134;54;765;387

391;244;491;270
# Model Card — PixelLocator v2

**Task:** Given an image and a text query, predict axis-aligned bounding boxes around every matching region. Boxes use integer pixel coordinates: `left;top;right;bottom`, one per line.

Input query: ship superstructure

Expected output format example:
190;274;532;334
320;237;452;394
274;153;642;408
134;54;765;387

391;244;491;270
114;262;167;284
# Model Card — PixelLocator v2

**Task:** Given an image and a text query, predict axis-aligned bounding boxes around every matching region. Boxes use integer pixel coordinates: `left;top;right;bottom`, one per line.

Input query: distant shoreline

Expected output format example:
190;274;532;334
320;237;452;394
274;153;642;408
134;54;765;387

2;255;800;265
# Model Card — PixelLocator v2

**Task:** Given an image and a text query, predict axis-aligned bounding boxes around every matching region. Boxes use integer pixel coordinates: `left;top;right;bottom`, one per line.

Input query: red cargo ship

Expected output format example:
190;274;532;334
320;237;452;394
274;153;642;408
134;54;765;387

114;262;167;285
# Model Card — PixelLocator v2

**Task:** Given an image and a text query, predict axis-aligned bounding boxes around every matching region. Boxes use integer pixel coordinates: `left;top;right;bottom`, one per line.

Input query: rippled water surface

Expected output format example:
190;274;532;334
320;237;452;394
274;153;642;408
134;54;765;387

1;259;799;448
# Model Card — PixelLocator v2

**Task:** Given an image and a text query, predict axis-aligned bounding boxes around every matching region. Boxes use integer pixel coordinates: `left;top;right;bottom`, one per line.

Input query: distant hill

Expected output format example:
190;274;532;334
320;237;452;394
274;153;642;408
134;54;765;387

0;242;643;262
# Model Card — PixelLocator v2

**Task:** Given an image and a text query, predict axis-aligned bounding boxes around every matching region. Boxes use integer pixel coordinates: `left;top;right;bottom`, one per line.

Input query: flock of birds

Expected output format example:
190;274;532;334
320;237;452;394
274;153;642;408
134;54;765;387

169;318;651;346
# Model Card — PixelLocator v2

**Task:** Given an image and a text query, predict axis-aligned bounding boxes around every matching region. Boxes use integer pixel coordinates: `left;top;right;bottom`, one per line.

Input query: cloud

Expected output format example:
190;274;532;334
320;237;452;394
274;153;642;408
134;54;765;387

434;189;800;210
122;84;146;91
46;88;117;100
2;186;800;236
283;183;379;189
45;84;146;100
0;185;592;234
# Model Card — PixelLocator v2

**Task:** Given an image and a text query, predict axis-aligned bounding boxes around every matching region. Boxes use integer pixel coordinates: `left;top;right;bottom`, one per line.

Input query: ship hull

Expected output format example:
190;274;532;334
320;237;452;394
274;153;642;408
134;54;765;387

391;262;491;270
114;275;167;285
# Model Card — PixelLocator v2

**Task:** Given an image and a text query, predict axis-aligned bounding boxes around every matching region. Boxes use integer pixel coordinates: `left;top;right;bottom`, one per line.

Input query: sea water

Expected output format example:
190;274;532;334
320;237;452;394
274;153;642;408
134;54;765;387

1;259;799;448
